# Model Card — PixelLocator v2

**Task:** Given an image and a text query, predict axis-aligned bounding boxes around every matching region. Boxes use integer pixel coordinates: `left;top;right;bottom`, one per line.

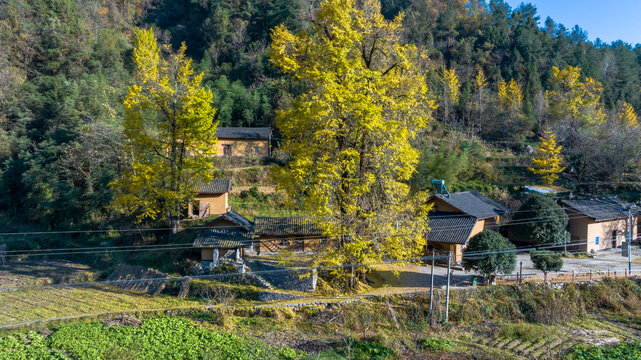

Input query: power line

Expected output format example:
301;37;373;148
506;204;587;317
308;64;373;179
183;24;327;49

0;201;627;238
0;208;624;258
0;254;450;292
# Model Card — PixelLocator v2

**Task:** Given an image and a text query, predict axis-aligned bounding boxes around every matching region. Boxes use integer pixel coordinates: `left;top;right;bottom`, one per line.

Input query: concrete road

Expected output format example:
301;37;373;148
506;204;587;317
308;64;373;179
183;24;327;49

367;247;641;292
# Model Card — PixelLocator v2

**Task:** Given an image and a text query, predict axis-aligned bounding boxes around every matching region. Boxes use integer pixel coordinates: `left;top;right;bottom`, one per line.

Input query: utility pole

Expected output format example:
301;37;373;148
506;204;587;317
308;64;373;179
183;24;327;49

429;248;435;313
628;208;633;272
519;261;523;285
617;204;637;273
445;251;451;323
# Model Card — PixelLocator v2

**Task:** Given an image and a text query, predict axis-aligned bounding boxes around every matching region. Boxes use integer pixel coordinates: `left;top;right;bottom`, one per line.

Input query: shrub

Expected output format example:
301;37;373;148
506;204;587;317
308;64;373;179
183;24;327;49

509;195;569;245
530;250;563;282
418;337;452;353
498;323;546;343
463;230;516;279
349;340;394;360
566;342;641;360
240;185;261;200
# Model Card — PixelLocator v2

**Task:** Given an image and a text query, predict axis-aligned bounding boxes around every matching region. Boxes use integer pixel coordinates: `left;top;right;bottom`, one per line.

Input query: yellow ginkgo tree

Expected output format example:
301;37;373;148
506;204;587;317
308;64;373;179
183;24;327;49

497;79;523;113
615;101;638;128
529;130;565;186
546;65;605;126
110;28;218;234
270;0;435;288
439;67;460;124
472;66;488;130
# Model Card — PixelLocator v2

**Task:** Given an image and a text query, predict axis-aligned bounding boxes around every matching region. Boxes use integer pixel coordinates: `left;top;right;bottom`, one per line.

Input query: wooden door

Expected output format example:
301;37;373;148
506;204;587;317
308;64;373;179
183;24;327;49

199;203;209;218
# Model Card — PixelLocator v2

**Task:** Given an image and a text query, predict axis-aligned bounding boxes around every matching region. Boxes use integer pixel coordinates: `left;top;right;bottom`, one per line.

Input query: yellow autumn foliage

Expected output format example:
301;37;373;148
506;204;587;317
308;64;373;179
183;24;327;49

440;67;461;104
615;101;638;128
474;66;488;91
270;0;435;287
497;79;523;112
547;65;605;125
529;130;565;186
110;28;218;233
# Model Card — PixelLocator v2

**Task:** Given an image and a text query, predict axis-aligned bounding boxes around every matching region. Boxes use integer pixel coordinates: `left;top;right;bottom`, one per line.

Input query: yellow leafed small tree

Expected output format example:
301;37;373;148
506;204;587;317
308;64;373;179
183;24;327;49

615;101;638;128
546;65;605;125
472;66;488;131
497;79;523;113
110;28;218;234
439;67;460;124
529;130;565;186
270;0;435;288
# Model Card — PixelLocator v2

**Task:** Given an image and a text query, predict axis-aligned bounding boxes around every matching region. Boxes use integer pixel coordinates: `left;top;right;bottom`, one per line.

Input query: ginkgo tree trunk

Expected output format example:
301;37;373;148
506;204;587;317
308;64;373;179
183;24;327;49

270;0;436;289
111;28;218;234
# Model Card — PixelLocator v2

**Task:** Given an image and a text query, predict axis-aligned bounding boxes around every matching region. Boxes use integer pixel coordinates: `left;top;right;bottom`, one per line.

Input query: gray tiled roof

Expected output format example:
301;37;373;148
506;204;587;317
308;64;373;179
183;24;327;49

215;127;272;139
254;217;321;236
193;229;253;248
201;210;254;232
561;198;638;221
425;212;478;245
432;191;509;219
197;179;232;194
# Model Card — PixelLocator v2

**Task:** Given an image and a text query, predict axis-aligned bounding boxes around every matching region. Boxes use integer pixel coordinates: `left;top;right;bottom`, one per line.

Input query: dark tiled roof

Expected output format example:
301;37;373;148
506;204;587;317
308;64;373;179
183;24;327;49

197;179;232;194
561;198;638;221
254;217;321;236
432;191;509;219
215;127;272;139
425;212;478;245
200;210;254;232
193;229;253;248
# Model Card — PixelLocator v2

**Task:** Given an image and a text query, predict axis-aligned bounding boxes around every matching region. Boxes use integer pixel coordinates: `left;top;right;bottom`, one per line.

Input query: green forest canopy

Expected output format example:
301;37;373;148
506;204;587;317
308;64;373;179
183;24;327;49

1;0;641;231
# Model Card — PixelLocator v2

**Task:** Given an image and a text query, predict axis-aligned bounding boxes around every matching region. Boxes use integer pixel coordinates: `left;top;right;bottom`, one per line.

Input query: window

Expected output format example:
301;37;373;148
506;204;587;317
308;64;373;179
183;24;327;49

595;236;599;245
223;144;232;157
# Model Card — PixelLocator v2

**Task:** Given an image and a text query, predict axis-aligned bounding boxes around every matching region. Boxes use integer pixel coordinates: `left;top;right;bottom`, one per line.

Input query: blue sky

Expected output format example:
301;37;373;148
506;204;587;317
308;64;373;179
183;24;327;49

505;0;641;45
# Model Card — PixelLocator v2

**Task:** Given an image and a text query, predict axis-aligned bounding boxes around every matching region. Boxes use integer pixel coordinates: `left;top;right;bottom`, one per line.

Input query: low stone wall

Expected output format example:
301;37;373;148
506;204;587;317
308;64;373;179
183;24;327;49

257;291;308;302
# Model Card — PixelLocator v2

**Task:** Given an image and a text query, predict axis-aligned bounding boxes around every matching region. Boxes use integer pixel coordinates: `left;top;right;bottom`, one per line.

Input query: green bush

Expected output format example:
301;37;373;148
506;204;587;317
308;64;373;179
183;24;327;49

510;195;569;245
349;340;394;360
566;342;641;360
530;250;564;281
498;323;546;343
462;230;516;278
418;337;452;353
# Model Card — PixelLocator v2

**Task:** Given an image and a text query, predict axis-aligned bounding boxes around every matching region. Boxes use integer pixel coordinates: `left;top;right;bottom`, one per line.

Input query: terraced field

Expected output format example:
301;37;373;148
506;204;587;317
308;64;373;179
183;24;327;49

0;284;202;327
455;319;641;359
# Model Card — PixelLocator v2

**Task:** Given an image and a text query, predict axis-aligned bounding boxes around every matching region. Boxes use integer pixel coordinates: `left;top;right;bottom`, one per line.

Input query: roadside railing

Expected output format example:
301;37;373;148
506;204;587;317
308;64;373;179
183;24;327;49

495;268;641;285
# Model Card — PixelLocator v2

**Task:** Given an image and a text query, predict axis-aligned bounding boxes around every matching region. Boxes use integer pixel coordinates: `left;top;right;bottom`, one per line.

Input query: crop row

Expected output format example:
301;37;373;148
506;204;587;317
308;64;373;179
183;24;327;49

0;285;199;326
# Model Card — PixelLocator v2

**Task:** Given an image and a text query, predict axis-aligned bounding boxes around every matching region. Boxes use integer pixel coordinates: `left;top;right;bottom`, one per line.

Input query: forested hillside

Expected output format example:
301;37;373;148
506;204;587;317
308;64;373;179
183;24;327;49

1;0;641;231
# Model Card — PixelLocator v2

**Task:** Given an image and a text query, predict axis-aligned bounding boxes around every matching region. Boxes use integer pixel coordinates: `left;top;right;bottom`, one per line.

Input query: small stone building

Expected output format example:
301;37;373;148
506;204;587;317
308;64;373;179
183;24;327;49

254;217;323;254
215;127;272;157
188;179;232;218
561;198;641;253
426;191;509;263
193;211;254;266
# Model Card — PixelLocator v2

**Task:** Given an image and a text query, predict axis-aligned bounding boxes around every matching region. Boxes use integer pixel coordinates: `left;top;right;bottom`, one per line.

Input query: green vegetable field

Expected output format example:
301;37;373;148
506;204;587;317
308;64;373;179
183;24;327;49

0;317;300;360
